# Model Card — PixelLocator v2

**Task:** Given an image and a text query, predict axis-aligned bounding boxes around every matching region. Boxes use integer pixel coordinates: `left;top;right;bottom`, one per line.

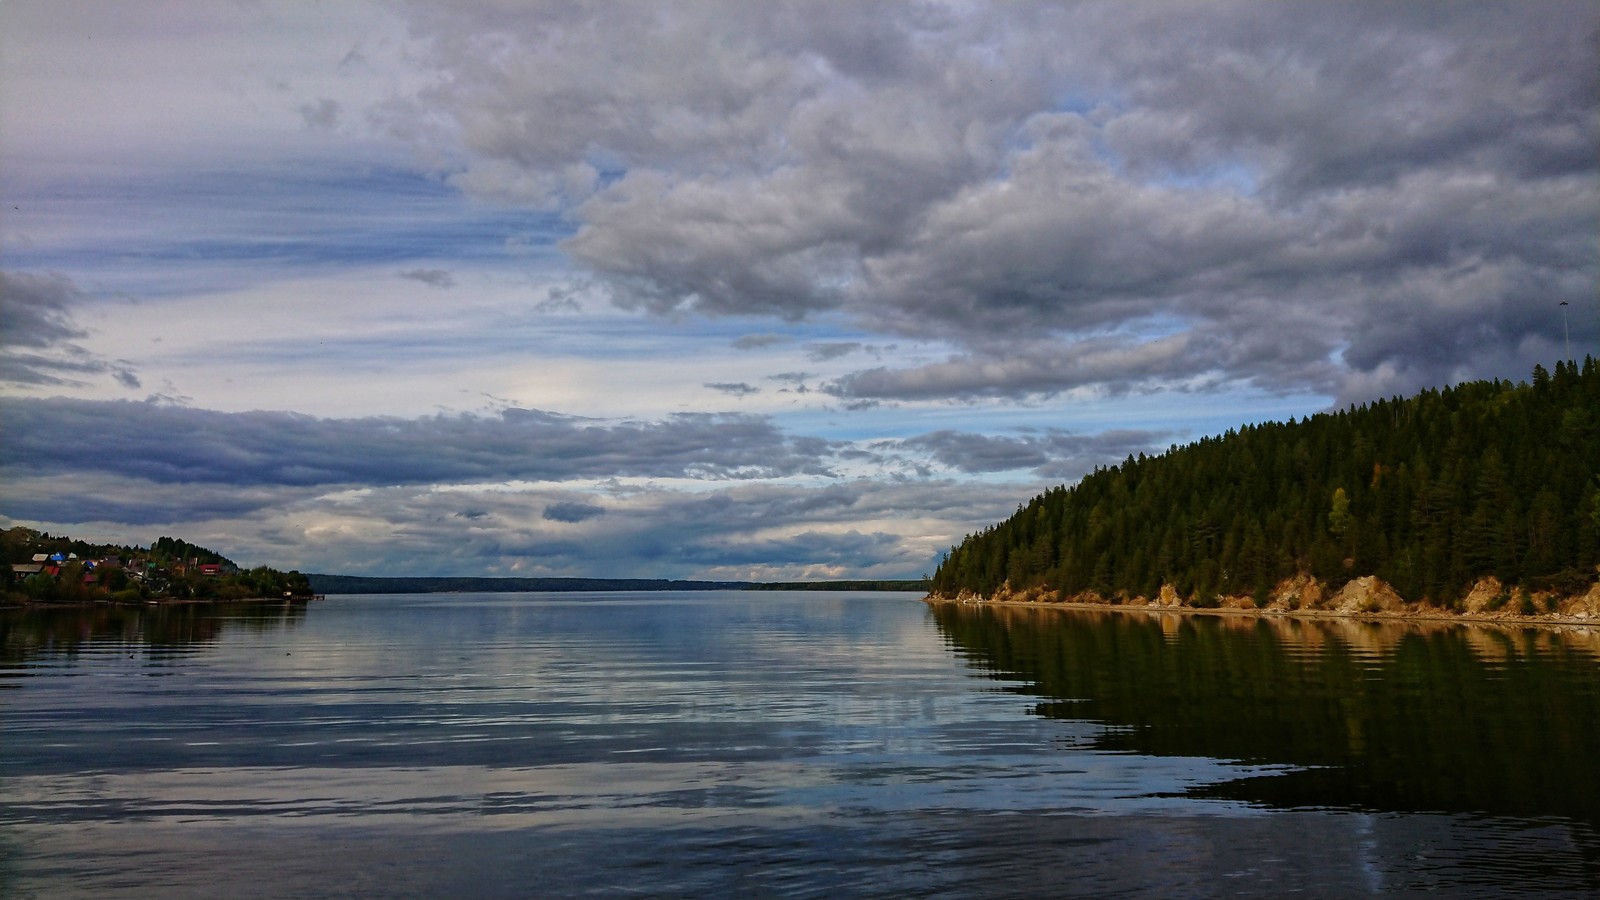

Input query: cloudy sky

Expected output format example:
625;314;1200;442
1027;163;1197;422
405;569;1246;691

2;1;1595;580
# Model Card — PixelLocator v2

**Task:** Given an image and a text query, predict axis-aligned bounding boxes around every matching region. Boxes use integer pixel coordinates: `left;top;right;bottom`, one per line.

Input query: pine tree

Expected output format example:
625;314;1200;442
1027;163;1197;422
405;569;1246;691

931;363;1600;607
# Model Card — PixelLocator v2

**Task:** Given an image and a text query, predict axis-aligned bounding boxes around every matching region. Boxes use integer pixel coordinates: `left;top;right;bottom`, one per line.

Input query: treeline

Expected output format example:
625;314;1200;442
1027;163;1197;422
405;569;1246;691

932;359;1600;607
2;527;312;603
150;535;232;566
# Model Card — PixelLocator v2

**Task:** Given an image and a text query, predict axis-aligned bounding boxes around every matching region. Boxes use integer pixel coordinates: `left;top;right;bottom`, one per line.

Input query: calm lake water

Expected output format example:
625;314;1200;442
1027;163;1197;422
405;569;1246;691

2;591;1597;898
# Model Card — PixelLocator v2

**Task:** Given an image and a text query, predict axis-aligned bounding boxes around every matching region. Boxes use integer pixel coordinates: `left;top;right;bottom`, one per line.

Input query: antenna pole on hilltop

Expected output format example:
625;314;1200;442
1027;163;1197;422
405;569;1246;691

1560;300;1571;362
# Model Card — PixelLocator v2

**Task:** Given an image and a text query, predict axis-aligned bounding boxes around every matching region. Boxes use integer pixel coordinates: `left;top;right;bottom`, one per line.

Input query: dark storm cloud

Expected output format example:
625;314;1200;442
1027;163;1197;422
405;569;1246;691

399;268;456;288
300;97;342;130
894;427;1170;478
0;271;141;388
804;342;861;362
2;475;1029;580
676;529;902;569
1090;3;1600;195
0;472;327;526
0;397;839;486
827;335;1215;401
705;382;760;397
0;272;84;346
543;501;605;523
432;479;1017;578
396;0;1598;404
731;334;787;350
530;478;1026;577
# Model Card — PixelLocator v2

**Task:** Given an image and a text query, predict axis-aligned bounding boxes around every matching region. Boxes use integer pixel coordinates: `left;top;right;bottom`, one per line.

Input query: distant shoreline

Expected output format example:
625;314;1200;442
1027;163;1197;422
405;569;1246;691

306;574;927;594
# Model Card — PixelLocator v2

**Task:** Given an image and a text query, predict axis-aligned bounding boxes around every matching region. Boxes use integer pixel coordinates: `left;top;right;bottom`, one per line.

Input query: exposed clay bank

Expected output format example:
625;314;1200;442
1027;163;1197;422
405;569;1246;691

928;574;1600;629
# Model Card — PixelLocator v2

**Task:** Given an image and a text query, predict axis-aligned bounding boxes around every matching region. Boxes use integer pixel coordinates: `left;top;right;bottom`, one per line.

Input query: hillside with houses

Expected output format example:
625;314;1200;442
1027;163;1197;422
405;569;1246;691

2;528;313;604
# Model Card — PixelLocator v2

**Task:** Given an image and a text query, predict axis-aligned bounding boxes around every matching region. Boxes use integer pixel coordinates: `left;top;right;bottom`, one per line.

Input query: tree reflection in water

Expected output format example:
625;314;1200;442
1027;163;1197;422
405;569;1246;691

930;604;1600;826
0;601;309;668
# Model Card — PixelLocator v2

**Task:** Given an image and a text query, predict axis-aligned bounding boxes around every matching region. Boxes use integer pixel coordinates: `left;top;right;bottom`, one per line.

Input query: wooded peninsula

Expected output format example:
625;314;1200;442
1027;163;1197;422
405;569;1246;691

929;359;1600;624
3;531;314;605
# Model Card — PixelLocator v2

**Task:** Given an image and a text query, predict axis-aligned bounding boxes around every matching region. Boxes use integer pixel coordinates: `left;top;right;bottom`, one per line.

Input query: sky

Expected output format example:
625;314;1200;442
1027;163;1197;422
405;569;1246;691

1;1;1596;580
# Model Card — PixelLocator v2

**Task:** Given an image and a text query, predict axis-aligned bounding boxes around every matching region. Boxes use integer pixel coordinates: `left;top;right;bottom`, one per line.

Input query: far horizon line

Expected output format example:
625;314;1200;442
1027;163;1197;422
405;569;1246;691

304;573;930;594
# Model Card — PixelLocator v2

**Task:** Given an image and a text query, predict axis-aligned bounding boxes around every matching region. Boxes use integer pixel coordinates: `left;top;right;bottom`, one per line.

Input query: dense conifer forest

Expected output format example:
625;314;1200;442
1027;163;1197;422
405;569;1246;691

931;359;1600;609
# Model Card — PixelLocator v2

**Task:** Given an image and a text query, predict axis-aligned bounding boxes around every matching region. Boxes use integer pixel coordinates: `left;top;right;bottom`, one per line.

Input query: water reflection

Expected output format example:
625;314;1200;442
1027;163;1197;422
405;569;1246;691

931;605;1600;825
3;593;1598;896
0;601;309;669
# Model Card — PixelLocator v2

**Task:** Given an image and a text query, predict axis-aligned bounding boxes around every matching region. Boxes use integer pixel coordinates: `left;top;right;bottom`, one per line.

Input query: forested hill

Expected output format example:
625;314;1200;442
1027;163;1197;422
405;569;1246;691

2;528;312;603
931;359;1600;609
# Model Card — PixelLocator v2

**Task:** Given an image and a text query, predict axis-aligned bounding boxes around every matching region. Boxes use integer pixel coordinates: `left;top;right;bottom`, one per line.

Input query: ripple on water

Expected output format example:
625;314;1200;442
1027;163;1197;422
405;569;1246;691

2;592;1597;898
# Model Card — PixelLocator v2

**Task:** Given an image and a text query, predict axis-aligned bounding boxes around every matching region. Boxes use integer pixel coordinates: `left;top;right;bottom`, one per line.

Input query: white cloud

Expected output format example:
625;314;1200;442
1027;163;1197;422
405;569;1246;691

2;1;1595;578
388;0;1596;401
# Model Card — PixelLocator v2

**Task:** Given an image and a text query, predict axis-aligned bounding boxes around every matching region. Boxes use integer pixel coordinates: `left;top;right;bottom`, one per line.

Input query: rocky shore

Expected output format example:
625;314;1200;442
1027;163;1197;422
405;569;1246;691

927;574;1600;628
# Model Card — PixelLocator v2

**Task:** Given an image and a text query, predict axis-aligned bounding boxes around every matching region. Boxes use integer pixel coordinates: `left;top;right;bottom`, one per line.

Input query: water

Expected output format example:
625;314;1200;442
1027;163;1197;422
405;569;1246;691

2;592;1597;897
